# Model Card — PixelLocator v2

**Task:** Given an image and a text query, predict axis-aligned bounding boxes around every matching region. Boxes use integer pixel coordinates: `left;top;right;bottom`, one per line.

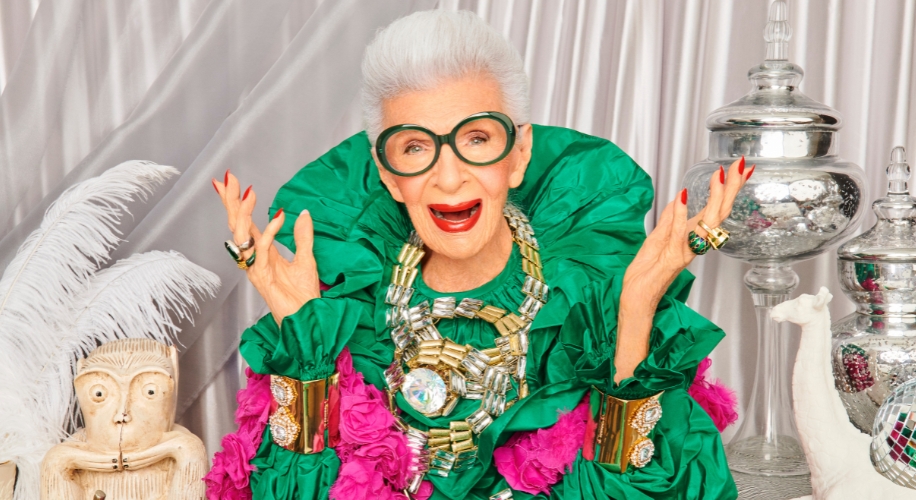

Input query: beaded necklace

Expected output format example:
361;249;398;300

384;205;548;441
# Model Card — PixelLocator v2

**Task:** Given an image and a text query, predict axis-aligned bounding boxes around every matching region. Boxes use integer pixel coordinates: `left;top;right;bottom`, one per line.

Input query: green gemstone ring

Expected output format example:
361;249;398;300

226;240;256;269
688;231;710;256
225;240;241;261
238;251;256;270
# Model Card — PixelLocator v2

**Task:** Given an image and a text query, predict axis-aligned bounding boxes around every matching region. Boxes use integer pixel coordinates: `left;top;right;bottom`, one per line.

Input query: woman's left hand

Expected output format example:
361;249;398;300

614;157;753;382
628;157;752;293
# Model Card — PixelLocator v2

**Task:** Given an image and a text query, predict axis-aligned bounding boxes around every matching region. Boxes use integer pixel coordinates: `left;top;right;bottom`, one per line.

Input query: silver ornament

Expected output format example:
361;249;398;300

870;377;916;488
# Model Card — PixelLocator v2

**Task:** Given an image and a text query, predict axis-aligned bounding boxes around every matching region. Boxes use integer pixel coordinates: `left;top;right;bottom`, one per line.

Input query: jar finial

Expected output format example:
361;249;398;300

764;0;792;61
887;146;910;195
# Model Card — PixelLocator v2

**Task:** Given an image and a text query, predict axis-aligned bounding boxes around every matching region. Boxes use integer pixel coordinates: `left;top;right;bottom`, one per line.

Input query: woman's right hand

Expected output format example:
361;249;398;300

213;171;320;323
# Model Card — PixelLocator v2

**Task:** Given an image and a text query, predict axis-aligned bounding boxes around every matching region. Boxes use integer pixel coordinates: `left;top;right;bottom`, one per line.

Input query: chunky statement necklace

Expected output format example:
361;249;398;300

384;205;549;440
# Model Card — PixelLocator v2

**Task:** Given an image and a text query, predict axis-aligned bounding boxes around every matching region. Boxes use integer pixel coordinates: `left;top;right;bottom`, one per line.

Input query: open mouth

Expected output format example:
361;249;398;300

428;199;483;233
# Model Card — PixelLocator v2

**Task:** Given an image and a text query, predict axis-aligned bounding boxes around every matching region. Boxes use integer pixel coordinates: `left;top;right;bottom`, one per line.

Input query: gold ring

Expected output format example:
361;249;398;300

697;220;729;250
237;250;256;270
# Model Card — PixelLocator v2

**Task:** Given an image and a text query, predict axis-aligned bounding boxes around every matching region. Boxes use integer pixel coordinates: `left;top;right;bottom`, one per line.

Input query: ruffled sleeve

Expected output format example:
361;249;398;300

485;127;734;499
514;126;708;397
240;297;371;380
558;275;725;399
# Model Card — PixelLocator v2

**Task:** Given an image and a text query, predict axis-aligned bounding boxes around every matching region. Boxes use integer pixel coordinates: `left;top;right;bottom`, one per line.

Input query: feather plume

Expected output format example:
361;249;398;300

0;161;181;500
0;161;177;368
68;250;219;349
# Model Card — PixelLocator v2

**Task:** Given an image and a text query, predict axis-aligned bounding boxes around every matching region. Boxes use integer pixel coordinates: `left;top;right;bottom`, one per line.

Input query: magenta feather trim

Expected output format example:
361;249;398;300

204;349;433;500
330;348;432;500
493;398;590;495
204;368;270;499
203;353;736;498
492;357;738;494
688;357;739;432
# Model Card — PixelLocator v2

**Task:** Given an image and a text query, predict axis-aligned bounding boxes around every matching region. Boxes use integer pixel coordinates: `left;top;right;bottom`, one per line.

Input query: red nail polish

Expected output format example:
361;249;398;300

680;189;688;204
719;166;725;184
273;208;284;220
747;165;756;179
738;156;745;175
243;185;252;201
224;169;230;186
211;179;219;194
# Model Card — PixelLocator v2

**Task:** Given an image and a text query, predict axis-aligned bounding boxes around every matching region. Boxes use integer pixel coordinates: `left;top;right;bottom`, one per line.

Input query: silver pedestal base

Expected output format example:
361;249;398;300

727;435;808;477
734;471;812;499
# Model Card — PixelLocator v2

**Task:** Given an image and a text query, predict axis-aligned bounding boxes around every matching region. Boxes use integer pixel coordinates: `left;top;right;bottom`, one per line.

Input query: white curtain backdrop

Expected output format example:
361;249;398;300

1;0;915;467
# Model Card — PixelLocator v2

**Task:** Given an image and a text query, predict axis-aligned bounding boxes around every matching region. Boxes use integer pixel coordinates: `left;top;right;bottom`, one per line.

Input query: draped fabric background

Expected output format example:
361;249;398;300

1;0;914;457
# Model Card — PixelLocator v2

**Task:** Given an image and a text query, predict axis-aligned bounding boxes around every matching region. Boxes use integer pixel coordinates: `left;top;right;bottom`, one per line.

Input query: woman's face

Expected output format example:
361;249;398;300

376;76;532;262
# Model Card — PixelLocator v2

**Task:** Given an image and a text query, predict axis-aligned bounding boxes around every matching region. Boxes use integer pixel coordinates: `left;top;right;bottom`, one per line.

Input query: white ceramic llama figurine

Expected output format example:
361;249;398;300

771;287;916;499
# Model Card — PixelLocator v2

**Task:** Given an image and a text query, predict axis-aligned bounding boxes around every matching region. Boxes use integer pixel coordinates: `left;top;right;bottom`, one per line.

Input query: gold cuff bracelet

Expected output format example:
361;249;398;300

587;388;663;473
268;373;340;454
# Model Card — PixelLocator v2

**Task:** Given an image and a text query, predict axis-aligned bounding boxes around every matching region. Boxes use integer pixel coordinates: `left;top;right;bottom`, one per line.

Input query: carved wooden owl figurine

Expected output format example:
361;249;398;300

40;339;207;500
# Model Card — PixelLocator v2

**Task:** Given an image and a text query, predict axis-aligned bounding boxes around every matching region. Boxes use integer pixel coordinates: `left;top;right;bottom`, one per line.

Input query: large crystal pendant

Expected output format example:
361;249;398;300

401;368;447;414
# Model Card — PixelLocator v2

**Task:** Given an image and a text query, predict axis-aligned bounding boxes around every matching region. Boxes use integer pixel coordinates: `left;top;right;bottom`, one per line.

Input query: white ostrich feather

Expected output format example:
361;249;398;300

68;249;220;348
0;161;182;500
0;160;177;369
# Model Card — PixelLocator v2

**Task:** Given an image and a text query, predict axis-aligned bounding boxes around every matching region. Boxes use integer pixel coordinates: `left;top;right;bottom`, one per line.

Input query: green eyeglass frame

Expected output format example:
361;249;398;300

374;111;518;177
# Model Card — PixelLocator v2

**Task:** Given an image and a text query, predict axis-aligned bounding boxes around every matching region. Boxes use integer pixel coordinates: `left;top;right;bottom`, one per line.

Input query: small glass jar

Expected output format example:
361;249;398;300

833;147;916;434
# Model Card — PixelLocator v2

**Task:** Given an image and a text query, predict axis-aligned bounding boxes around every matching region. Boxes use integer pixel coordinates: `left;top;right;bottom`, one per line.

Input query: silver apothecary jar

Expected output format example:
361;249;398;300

682;0;866;477
833;147;916;434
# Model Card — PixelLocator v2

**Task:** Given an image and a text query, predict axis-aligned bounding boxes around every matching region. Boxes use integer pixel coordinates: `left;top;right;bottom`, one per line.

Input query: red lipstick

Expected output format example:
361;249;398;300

428;199;483;233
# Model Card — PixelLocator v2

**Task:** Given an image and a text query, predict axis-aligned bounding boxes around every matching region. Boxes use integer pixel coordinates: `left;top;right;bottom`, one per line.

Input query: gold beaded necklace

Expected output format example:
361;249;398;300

384;204;547;442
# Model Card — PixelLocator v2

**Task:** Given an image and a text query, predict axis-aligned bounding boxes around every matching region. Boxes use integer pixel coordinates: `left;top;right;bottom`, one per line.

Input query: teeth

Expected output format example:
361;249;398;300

431;203;480;222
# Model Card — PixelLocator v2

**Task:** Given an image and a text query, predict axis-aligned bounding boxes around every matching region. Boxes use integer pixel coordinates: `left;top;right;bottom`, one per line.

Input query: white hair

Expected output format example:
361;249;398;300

361;10;530;143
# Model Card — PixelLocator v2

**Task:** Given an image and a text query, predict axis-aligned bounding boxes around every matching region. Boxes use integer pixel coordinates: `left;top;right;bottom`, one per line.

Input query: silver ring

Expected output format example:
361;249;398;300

237;236;255;252
225;240;241;261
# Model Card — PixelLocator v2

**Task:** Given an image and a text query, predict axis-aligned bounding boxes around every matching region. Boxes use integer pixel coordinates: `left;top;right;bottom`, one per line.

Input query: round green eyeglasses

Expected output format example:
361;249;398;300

375;111;518;177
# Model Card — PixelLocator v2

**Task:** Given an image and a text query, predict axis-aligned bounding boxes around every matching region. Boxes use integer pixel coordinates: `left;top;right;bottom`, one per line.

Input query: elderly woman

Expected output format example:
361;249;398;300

214;10;745;500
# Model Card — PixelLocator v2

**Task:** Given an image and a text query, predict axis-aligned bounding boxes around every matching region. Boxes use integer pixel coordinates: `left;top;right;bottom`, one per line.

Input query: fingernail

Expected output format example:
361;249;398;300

747;165;756;179
273;208;284;220
719;166;725;184
224;169;230;186
680;189;688;204
738;156;745;175
243;185;252;201
211;179;219;194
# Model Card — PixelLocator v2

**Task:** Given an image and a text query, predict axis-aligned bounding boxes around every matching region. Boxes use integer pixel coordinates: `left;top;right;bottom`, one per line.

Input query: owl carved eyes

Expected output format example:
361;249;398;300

79;375;168;408
143;383;159;399
89;385;107;403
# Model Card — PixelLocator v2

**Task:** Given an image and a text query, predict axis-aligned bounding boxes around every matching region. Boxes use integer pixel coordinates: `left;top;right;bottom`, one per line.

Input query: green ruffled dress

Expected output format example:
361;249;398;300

240;125;738;499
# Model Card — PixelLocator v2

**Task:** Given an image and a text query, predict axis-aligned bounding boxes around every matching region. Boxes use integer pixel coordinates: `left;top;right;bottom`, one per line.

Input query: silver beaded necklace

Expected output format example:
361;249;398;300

383;205;549;438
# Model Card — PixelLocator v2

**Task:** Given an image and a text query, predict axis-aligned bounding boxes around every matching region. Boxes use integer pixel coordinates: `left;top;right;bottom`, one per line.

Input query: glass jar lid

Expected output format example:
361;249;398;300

706;1;842;159
838;147;916;262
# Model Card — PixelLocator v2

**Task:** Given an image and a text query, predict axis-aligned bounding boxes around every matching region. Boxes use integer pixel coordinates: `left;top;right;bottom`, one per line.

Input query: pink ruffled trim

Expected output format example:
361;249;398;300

204;347;432;500
204;368;271;500
493;398;590;495
204;350;733;498
493;358;738;494
688;357;739;432
330;348;432;500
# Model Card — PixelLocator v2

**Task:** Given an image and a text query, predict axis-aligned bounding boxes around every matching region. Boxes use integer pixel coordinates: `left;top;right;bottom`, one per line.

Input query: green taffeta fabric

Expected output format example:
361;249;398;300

239;125;737;499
